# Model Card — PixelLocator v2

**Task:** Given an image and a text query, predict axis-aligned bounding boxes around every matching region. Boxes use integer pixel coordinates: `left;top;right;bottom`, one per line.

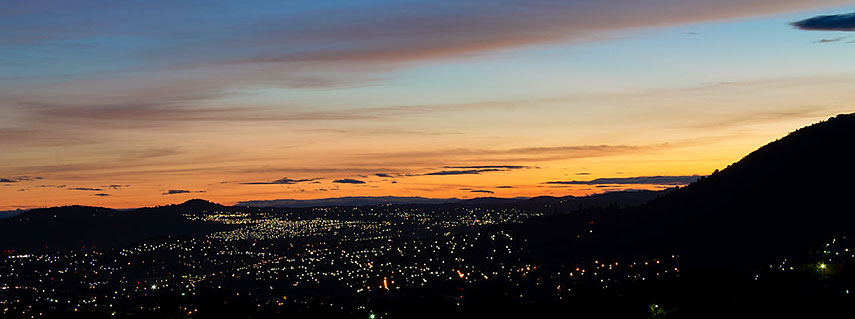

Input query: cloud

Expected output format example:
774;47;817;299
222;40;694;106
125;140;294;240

26;103;376;128
93;193;111;197
423;165;533;176
242;177;322;185
333;178;366;184
676;105;840;130
815;37;846;43
219;1;848;68
161;189;205;195
443;165;530;169
69;187;104;191
495;186;514;189
469;189;495;194
374;173;408;178
162;189;191;195
359;144;671;165
424;169;507;176
792;12;855;31
37;184;66;188
544;175;703;185
0;176;42;183
1;0;843;138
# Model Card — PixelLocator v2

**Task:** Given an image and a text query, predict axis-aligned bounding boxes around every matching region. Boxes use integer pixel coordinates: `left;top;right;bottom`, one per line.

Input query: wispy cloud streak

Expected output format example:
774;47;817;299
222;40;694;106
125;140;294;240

544;175;703;185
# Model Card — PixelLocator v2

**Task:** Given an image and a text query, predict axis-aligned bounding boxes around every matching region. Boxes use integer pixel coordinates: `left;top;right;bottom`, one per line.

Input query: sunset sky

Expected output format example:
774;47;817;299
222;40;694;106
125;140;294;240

1;1;854;210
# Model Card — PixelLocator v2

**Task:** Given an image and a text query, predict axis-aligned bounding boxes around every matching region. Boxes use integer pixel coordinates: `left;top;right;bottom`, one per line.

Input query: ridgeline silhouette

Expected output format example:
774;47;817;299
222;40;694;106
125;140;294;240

514;113;855;271
0;199;234;251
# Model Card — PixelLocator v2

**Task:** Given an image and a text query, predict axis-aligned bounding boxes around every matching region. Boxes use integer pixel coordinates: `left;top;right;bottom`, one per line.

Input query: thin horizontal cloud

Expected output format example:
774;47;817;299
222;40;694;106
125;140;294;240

677;105;842;130
792;12;855;31
242;177;322;185
333;178;366;184
815;37;846;43
22;102;376;130
495;186;514;189
362;143;672;165
37;184;66;188
68;187;104;191
544;175;703;185
469;189;495;194
0;176;42;183
93;193;111;197
443;165;531;170
162;189;205;195
424;169;507;176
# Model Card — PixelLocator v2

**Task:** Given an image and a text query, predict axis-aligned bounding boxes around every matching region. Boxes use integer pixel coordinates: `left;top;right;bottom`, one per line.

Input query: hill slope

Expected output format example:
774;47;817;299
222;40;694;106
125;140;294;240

656;113;855;268
0;199;234;251
520;113;855;270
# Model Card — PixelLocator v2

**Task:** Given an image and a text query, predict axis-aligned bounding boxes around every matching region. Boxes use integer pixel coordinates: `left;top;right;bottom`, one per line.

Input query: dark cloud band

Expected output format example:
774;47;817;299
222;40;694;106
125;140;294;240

243;177;322;185
792;12;855;31
333;178;366;184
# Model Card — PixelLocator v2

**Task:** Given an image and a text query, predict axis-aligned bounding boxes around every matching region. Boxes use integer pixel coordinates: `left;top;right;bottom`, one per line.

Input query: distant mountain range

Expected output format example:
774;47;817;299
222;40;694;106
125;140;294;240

235;191;667;208
0;190;666;252
237;196;464;207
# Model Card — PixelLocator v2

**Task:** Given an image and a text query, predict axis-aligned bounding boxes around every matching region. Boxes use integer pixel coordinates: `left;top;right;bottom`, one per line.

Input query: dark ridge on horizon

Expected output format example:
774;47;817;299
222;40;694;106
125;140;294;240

0;189;666;252
1;189;668;213
236;190;664;208
0;198;234;251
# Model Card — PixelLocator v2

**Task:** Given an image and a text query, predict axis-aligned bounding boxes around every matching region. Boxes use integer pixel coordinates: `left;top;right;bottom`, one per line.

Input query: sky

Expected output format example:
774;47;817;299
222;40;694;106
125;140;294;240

1;0;854;210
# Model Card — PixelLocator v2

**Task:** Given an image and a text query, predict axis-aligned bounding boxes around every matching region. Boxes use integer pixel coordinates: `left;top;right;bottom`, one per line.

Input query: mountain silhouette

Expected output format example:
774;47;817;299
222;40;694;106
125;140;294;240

237;196;462;207
518;113;855;271
652;113;855;268
0;199;234;251
237;192;667;209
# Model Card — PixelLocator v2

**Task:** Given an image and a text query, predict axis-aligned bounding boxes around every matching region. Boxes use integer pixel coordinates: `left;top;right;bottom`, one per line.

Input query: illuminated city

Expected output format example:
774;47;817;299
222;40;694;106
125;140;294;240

2;1;854;318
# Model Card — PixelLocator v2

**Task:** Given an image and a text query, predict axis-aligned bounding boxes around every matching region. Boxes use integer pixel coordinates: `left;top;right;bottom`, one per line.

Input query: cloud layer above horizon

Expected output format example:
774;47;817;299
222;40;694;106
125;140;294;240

1;1;854;209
